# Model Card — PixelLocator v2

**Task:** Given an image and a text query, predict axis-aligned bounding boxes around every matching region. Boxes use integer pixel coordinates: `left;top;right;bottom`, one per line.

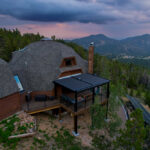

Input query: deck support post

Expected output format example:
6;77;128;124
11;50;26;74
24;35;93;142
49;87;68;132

74;92;78;112
73;92;79;136
106;83;110;119
92;88;95;104
59;107;62;121
54;84;57;98
91;88;95;128
72;115;79;136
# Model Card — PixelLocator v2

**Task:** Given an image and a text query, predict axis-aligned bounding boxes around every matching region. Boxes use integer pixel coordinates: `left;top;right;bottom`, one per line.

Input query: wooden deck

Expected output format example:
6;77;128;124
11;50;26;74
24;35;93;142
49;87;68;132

23;99;60;115
60;97;108;116
22;94;107;115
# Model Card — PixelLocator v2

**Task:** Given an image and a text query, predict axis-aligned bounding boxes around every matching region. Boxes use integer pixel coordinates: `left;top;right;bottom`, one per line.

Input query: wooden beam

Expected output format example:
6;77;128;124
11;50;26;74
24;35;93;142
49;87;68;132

59;107;62;121
27;104;60;115
9;132;36;139
61;104;74;114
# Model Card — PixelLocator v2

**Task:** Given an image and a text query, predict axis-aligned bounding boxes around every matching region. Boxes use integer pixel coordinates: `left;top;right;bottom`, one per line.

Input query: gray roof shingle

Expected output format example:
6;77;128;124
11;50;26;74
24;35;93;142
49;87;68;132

9;41;88;92
0;59;19;98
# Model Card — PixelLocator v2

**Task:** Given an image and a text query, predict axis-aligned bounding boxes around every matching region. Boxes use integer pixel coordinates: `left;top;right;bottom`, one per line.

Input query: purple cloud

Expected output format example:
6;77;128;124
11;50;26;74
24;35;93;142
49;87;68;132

0;0;149;24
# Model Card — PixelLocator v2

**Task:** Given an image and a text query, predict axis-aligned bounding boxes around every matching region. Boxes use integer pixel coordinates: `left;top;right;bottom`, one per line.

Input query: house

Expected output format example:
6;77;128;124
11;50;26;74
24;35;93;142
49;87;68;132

0;39;110;135
9;40;88;93
0;59;20;120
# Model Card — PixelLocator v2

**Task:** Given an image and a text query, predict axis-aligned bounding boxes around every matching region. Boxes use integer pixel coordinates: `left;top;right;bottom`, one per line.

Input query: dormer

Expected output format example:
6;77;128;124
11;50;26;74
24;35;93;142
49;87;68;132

60;56;77;68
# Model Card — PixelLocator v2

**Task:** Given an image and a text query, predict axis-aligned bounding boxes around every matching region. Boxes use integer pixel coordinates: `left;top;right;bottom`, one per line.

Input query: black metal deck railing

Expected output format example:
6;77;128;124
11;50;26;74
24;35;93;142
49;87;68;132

60;91;107;112
22;95;60;113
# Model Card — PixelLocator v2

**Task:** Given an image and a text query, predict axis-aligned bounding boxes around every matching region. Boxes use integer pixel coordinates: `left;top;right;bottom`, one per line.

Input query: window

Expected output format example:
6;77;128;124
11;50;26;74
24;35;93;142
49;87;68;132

60;57;77;68
14;75;24;92
65;59;72;66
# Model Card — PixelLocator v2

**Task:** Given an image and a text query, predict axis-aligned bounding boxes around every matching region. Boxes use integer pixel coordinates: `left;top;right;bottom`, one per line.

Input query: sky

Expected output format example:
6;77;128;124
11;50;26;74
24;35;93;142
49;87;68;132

0;0;150;39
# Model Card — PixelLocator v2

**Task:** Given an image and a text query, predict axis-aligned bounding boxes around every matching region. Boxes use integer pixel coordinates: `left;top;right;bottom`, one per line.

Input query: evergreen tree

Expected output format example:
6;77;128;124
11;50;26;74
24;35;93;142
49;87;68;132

114;109;146;150
144;91;150;107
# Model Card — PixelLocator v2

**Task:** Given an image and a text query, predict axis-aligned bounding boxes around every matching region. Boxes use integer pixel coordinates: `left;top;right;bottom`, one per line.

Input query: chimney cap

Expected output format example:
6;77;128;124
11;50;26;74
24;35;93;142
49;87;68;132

90;42;94;46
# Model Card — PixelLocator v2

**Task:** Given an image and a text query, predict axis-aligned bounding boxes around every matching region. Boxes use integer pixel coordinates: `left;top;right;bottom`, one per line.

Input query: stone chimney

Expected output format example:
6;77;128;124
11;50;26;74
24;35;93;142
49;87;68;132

88;42;94;74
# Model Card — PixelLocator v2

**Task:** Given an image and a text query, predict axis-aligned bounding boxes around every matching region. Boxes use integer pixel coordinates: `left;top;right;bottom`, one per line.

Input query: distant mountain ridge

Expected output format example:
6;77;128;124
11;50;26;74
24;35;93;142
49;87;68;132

71;34;150;56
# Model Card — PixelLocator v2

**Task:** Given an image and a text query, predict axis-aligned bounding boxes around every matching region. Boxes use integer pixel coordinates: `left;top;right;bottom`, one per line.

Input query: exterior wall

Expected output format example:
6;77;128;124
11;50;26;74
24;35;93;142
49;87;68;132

59;69;82;78
20;92;27;105
56;85;62;97
0;92;21;121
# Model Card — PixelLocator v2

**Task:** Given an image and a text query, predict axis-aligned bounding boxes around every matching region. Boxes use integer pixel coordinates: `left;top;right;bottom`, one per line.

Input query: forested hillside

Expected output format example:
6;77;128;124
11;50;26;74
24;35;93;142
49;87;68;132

117;57;150;69
0;28;43;61
71;34;150;56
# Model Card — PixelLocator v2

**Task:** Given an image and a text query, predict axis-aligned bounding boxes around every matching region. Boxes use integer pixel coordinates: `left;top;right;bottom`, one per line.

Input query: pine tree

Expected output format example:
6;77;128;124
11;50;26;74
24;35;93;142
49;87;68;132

114;109;146;150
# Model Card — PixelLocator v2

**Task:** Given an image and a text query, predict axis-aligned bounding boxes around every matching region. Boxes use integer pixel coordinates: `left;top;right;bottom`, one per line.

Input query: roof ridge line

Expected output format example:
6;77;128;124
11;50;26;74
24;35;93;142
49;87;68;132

72;76;93;86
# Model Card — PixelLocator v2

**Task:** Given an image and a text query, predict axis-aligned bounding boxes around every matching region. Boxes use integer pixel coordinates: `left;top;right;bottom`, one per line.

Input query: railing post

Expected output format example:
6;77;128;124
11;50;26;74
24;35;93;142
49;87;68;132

74;92;77;112
92;88;95;104
54;84;57;98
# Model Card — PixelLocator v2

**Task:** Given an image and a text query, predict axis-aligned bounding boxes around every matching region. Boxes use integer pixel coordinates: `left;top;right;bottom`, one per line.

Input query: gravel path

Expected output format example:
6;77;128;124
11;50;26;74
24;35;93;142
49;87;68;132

117;105;127;128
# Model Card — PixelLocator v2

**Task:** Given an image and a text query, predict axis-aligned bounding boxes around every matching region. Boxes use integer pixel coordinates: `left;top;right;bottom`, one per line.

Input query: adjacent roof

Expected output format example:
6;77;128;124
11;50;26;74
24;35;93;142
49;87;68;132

127;95;150;125
0;59;18;98
54;73;109;92
9;41;88;91
41;37;51;41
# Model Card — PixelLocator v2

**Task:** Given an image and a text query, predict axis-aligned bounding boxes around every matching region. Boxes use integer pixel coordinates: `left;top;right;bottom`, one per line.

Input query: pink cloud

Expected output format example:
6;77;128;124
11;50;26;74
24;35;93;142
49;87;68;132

4;22;103;39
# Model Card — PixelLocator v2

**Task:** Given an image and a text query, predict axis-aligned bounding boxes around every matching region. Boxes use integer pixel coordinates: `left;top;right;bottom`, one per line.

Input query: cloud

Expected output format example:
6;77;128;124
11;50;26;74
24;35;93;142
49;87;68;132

0;0;150;25
4;22;93;39
0;0;115;24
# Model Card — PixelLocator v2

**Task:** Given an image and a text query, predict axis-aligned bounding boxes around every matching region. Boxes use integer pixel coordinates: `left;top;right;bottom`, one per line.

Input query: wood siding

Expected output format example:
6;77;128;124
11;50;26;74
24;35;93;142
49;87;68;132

59;69;82;78
0;92;21;121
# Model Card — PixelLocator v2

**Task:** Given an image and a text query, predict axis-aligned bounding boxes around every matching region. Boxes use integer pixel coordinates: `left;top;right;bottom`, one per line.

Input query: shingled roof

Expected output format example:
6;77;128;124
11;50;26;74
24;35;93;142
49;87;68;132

9;41;88;92
0;59;19;98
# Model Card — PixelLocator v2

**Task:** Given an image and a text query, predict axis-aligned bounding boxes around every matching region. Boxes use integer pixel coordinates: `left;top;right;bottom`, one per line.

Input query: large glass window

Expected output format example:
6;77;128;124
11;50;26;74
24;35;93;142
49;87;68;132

14;75;24;92
65;59;72;66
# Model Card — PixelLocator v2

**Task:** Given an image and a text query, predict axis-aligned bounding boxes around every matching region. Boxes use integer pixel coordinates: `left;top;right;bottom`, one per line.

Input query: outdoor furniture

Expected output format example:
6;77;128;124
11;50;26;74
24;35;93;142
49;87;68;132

61;94;75;104
35;95;47;101
48;96;55;101
79;91;92;101
77;96;84;103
